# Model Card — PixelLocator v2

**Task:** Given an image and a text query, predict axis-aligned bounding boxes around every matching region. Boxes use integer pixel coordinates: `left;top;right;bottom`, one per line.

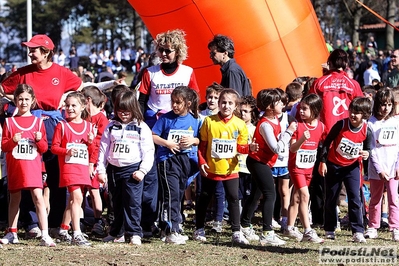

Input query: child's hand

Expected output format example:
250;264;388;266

87;132;94;144
98;173;107;184
179;136;193;149
34;131;42;141
89;163;95;178
200;164;209;177
13;132;23;143
395;169;399;180
250;137;259;152
378;171;390;182
301;130;310;141
287;121;297;133
67;148;78;157
318;162;327;177
360;150;369;160
166;140;180;154
132;170;144;182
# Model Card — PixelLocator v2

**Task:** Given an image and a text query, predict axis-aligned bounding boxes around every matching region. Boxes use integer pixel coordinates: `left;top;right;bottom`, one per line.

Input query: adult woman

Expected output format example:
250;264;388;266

138;29;199;128
137;29;199;237
0;34;83;240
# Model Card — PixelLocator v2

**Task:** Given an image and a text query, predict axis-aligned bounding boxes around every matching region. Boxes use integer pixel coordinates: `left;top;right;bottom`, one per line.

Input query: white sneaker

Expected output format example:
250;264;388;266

283;227;303;241
272;219;281;229
165;232;186;245
364;228;378;239
353;232;366;243
260;231;286;246
103;234;125;243
392;228;399;242
302;229;324;243
211;221;223;233
130;235;141;246
26;227;42;239
241;225;259;241
325;231;335;240
232;231;249;245
0;232;19;244
179;233;189;241
193;228;206;242
40;235;56;247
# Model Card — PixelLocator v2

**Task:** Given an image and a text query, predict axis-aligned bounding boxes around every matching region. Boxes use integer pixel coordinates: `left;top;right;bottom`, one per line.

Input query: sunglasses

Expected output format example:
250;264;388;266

158;47;175;55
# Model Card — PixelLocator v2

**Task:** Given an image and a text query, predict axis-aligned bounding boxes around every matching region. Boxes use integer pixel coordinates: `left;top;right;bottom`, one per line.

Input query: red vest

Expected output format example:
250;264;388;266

327;118;367;167
249;116;280;167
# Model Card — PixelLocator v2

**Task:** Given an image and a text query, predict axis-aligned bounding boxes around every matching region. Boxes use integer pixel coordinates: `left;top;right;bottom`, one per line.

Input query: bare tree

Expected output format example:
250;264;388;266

386;0;397;50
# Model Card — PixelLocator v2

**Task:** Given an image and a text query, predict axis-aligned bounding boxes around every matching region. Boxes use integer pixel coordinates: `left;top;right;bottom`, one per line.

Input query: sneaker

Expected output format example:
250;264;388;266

72;234;91;246
57;230;72;243
193;228;206;242
353;232;366;243
102;234;125;243
335;221;341;232
179;233;189;241
283;227;303;241
260;231;286;246
40;235;56;247
325;231;335;240
130;235;141;246
302;229;324;243
364;228;378;239
211;221;223;233
0;232;19;244
392;228;399;242
272;219;281;230
241;225;260;241
160;230;166;242
381;218;389;229
165;232;186;245
26;226;41;239
232;231;249;245
91;222;106;237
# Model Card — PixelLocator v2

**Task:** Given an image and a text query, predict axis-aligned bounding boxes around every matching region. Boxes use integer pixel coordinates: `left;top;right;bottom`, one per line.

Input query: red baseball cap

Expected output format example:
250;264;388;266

22;34;55;50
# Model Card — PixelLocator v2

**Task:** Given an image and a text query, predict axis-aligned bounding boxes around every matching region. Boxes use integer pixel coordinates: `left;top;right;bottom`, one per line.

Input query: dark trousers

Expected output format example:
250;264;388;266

324;161;364;234
241;156;275;231
158;154;192;233
107;163;143;237
141;162;158;232
45;154;67;228
196;177;240;232
310;159;325;225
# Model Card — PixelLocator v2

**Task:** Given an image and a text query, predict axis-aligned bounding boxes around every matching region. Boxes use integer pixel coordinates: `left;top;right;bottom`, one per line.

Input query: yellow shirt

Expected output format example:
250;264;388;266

200;114;249;176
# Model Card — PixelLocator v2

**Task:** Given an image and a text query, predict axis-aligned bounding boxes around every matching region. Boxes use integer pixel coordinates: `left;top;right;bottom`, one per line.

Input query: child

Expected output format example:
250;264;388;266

285;93;325;243
319;97;372;243
0;84;56;247
198;82;225;233
364;88;399;241
238;96;258;211
193;88;258;244
51;92;94;246
272;89;293;231
240;89;296;246
81;86;109;237
152;86;201;244
97;90;154;246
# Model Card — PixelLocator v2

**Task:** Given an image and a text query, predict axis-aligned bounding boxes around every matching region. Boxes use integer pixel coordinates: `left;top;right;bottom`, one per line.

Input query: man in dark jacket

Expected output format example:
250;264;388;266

208;35;251;96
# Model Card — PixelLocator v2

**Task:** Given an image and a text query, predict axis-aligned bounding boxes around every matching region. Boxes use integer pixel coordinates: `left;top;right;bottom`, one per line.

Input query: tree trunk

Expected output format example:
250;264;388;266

352;0;363;46
386;0;396;51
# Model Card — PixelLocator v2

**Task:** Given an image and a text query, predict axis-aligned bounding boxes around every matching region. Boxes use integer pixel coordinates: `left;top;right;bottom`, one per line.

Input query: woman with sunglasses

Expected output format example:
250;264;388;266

138;29;199;129
137;29;199;239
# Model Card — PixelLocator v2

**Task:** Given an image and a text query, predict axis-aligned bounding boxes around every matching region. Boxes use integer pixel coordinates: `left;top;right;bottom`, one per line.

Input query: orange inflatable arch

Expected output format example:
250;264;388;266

128;0;329;98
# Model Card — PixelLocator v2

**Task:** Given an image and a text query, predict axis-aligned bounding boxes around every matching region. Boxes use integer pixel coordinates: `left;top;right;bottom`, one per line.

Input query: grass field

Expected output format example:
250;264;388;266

0;208;398;266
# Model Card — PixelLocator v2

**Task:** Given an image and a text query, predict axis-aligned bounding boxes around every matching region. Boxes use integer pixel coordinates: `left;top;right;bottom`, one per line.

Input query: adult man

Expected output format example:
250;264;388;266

208;35;251;96
387;49;399;88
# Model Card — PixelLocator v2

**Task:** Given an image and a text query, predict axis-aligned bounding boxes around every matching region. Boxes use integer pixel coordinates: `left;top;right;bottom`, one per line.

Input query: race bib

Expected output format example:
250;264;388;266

65;143;88;165
336;137;362;160
378;126;398;145
167;129;194;150
295;149;317;169
211;138;237;159
12;139;38;160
